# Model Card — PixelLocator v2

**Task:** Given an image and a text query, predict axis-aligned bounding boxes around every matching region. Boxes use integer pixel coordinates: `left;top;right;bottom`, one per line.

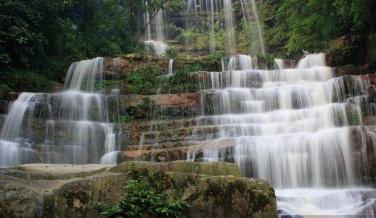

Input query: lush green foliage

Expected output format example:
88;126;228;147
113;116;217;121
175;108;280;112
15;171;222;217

96;164;190;218
2;0;375;93
0;0;179;92
126;65;164;95
0;70;52;92
158;59;214;94
0;0;62;69
97;179;189;218
259;0;376;55
177;26;231;55
0;84;11;100
124;58;211;95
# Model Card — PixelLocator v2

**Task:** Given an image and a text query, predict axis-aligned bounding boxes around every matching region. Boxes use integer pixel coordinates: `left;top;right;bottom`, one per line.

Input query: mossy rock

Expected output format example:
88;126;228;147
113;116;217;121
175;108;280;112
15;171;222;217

110;160;243;178
110;161;276;218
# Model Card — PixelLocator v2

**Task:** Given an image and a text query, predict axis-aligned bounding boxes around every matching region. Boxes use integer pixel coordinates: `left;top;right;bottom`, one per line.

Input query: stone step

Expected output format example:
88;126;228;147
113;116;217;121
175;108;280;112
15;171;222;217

123;126;376;170
122;138;239;162
125;141;197;151
1;93;202;121
129;125;223;145
125;115;357;145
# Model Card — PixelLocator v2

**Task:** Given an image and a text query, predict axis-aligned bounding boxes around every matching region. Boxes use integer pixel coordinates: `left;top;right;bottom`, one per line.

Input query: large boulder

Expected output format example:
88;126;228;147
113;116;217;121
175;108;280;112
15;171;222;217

0;164;127;217
0;161;277;218
111;161;277;218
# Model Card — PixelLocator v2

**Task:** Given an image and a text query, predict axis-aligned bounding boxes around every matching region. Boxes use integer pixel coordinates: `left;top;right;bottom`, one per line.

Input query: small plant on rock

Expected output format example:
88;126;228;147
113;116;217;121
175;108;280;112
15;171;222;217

96;167;190;218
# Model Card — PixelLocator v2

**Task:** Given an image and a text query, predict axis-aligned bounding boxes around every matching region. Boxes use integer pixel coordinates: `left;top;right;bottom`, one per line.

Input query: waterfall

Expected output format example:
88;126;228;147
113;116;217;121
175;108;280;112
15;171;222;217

168;59;174;75
227;54;259;70
223;0;236;55
208;0;216;53
99;124;119;164
186;53;376;216
145;40;168;56
143;1;168;56
0;93;46;166
185;0;265;55
144;1;152;41
64;57;103;92
0;57;121;167
190;53;357;186
274;59;285;70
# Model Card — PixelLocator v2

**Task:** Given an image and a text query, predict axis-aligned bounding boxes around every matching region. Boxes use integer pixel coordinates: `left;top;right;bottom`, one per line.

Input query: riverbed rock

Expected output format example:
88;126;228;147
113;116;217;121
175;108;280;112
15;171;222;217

0;161;276;218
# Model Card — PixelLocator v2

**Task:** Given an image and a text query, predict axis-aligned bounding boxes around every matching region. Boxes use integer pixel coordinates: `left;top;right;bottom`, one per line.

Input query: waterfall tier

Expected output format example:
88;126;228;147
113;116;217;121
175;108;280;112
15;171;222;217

0;58;121;167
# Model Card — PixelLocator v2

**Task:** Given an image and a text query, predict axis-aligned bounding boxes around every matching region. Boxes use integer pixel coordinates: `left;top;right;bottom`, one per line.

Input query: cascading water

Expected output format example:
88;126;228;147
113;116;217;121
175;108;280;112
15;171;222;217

168;59;174;75
0;57;121;167
143;1;168;56
186;53;376;216
223;0;236;55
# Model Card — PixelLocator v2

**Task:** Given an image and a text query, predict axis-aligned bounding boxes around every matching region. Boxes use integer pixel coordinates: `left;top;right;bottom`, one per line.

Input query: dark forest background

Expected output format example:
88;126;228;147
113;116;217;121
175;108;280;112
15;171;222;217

0;0;375;93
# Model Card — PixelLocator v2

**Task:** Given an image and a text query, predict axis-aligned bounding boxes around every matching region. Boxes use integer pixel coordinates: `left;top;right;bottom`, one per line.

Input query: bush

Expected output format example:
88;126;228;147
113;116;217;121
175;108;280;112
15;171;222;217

96;178;190;218
158;69;199;94
166;23;183;40
0;70;52;92
126;65;164;95
0;84;11;100
163;47;180;59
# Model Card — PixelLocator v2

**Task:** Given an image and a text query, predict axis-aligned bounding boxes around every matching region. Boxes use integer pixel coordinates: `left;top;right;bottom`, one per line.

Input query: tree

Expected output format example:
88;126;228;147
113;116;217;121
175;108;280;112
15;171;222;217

333;0;376;34
0;0;63;69
260;0;376;55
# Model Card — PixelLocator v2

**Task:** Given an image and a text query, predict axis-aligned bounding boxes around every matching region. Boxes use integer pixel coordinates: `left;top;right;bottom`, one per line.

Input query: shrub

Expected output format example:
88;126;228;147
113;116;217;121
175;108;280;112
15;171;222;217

0;84;11;100
96;177;190;218
0;70;52;92
126;65;164;95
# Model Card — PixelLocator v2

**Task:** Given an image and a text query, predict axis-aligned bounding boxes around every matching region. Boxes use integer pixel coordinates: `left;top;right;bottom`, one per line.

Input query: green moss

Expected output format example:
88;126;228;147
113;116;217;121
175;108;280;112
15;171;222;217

248;190;271;213
203;179;247;218
149;171;172;193
347;109;361;126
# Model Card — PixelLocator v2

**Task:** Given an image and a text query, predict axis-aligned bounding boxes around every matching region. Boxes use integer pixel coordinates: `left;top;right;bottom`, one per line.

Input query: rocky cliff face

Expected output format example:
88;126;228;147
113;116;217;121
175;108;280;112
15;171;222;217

0;161;276;217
